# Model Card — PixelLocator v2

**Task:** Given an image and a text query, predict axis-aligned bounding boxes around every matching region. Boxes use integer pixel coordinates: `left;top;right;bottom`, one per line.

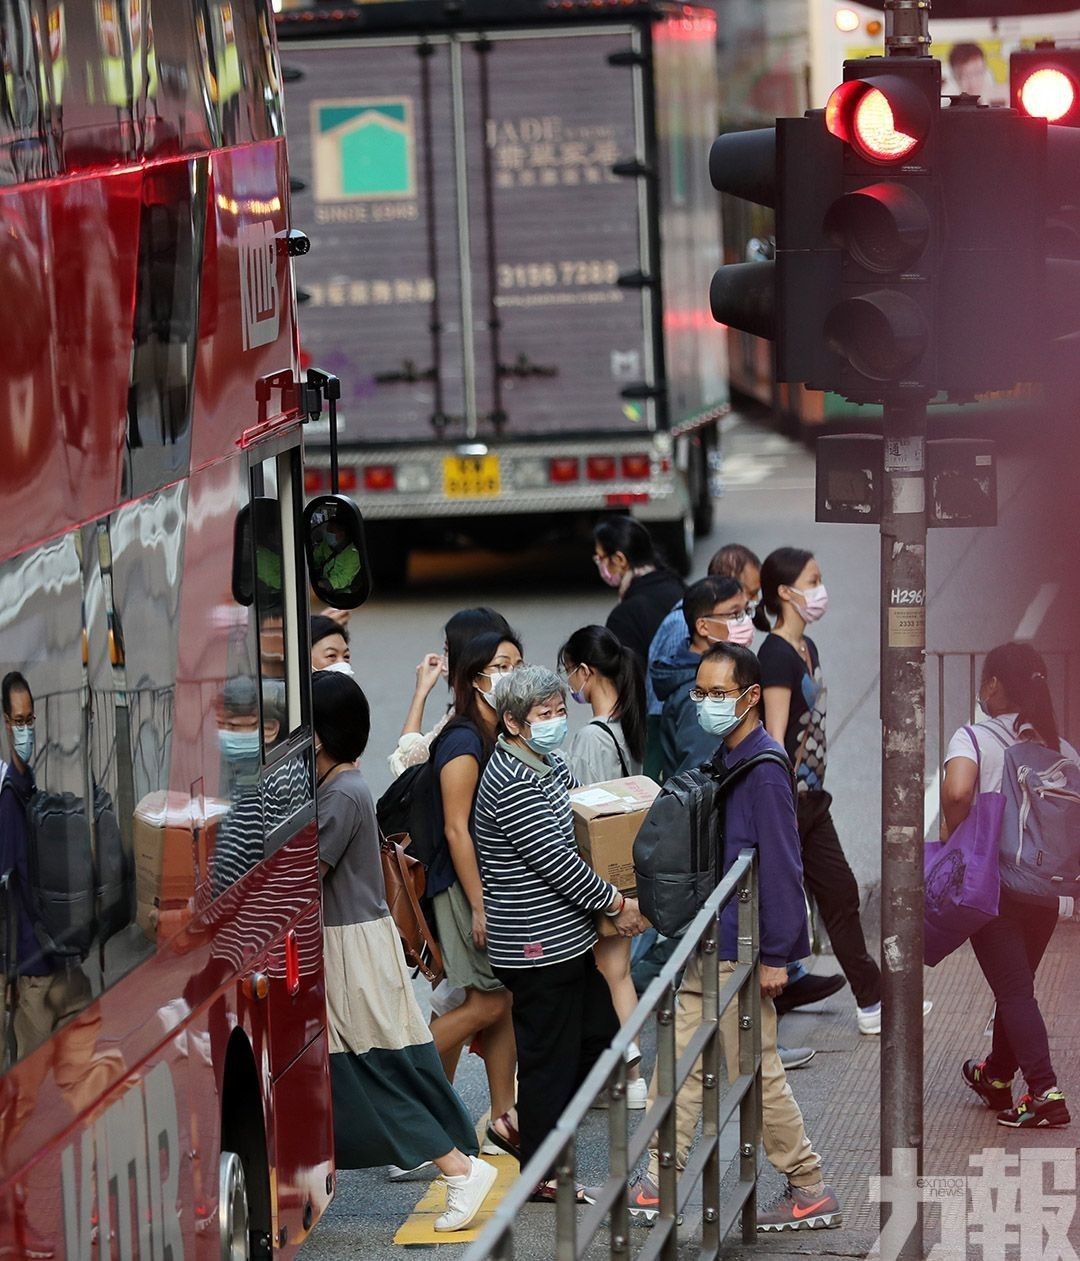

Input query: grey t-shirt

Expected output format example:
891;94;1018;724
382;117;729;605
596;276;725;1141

318;768;388;929
565;717;641;786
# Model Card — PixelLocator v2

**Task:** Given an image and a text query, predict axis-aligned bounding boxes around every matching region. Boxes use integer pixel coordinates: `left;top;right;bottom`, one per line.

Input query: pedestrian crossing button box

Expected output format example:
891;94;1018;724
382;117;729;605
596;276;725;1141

927;438;996;528
815;433;883;524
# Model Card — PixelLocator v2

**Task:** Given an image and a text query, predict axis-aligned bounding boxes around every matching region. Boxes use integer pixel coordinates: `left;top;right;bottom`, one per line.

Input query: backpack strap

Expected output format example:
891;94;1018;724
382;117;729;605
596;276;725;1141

714;750;797;807
589;720;630;778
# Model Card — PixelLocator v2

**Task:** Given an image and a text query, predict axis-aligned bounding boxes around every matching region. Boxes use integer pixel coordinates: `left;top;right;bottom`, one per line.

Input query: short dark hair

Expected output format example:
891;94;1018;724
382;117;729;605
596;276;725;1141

949;42;985;71
1;671;31;717
311;615;349;649
683;575;741;636
699;642;763;720
312;671;371;762
707;543;761;579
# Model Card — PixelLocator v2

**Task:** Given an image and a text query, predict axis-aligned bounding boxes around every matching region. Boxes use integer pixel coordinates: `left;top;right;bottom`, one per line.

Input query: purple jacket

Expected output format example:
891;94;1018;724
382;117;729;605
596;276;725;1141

0;759;49;976
715;725;809;968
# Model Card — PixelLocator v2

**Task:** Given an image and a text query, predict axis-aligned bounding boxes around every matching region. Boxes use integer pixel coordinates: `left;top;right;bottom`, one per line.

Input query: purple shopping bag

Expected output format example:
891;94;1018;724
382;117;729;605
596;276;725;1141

923;726;1003;967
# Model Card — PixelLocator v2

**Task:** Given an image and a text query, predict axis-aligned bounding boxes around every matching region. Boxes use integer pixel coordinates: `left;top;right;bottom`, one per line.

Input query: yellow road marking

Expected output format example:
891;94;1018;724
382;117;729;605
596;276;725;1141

393;1155;518;1246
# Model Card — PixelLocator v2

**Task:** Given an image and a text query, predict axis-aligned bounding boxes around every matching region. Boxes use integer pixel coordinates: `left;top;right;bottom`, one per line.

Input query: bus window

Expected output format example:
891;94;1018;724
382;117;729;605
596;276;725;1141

208;0;283;148
145;0;220;154
0;532;95;1068
0;0;60;185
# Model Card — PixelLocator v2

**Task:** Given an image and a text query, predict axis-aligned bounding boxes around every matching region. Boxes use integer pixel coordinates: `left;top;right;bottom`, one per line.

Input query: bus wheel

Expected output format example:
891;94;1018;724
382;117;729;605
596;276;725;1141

691;436;715;537
219;1151;250;1261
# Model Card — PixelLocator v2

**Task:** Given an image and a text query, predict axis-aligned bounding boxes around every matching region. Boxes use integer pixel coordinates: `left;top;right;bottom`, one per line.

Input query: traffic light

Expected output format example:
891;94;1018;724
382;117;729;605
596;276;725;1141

1012;45;1080;126
821;59;940;399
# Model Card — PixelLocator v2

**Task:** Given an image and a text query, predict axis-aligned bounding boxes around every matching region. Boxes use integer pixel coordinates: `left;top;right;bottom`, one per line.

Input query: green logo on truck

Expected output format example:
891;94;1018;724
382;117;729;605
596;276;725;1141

312;98;415;201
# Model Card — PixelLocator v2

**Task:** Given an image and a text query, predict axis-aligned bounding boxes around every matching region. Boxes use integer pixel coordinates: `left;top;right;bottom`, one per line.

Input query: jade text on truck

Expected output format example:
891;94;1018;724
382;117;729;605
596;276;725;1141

276;0;727;582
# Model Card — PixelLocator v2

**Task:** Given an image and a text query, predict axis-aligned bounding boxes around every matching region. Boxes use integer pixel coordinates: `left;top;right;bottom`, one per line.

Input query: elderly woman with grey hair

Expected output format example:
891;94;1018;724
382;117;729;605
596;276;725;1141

473;664;648;1201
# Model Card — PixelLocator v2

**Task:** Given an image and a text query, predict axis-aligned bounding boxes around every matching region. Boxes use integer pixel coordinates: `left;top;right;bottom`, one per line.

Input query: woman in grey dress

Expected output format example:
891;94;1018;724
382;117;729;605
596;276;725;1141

313;670;497;1232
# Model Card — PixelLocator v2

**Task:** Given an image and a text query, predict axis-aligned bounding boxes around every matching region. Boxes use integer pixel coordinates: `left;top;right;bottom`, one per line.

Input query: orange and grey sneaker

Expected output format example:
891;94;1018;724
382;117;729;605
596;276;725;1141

997;1089;1070;1129
627;1172;661;1225
962;1059;1013;1112
757;1181;842;1232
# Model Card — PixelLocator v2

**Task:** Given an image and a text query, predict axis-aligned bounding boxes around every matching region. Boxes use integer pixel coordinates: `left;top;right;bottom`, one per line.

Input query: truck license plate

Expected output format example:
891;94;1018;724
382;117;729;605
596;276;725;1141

443;455;501;498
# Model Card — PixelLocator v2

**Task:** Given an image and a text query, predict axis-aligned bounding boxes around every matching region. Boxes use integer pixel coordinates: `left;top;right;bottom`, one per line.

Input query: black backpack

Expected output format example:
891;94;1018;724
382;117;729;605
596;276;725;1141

25;784;130;962
375;724;464;869
633;752;793;938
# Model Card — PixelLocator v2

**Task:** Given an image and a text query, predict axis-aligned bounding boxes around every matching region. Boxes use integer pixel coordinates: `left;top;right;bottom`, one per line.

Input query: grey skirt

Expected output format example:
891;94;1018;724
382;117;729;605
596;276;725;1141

432;882;505;993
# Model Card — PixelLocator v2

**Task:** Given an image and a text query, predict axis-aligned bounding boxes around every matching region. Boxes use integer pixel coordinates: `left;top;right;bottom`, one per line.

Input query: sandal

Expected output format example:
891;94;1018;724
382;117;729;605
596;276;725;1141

484;1112;521;1161
528;1180;597;1205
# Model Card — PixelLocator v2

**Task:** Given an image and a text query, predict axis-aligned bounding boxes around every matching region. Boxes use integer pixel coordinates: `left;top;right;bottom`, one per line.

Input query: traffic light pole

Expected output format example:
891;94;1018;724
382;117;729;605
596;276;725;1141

879;396;927;1259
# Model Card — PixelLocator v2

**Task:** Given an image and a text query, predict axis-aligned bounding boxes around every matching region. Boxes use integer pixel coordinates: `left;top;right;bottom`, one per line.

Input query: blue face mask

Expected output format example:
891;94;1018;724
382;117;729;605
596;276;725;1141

219;728;262;765
12;724;34;764
696;688;751;738
525;715;568;755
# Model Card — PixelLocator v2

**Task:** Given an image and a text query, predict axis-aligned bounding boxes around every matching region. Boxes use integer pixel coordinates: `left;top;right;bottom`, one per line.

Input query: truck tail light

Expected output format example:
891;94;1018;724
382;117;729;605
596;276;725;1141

586;456;617;481
621;453;651;479
304;468;328;495
605;492;650;507
285;929;300;997
548;457;580;483
337;467;358;492
363;464;396;492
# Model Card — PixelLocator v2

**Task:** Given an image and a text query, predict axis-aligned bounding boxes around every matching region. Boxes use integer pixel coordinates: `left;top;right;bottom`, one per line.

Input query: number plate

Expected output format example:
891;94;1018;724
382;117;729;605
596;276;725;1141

443;455;501;499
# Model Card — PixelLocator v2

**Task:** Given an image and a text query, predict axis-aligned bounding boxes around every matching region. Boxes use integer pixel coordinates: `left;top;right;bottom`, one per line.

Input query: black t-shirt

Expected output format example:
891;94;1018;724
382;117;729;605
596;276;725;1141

428;719;486;897
605;569;686;664
757;633;827;793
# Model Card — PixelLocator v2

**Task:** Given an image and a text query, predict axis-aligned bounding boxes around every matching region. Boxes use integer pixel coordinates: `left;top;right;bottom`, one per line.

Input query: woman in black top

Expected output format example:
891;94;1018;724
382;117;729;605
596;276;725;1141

593;517;686;665
757;547;886;1035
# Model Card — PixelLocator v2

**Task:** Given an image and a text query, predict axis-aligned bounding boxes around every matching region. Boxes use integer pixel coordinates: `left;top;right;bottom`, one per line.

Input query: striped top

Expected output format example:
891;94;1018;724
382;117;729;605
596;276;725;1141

474;738;619;969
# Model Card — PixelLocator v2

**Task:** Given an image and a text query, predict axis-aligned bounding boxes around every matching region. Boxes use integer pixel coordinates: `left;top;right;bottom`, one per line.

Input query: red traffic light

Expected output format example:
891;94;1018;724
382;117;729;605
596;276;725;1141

1018;67;1077;122
826;75;931;163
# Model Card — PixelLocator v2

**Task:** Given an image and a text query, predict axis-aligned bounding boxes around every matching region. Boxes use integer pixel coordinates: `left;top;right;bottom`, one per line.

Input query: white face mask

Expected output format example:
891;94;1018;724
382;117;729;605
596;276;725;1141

475;669;514;709
323;660;355;678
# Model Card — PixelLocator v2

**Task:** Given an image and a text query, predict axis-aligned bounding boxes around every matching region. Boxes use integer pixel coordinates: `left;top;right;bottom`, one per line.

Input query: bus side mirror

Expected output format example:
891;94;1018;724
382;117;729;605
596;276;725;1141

303;495;372;609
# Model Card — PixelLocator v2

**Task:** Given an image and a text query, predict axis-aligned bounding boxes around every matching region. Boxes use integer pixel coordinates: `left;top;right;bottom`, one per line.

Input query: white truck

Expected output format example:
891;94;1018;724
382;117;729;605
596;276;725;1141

277;0;728;582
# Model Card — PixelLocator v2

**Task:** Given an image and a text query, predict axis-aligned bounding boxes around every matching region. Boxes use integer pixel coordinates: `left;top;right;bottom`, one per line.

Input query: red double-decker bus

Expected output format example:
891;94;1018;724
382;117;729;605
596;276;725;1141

0;2;340;1256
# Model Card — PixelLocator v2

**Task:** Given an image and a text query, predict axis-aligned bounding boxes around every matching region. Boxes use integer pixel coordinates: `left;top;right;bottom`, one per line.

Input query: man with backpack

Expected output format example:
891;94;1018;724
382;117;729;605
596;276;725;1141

0;672;90;1060
629;643;841;1232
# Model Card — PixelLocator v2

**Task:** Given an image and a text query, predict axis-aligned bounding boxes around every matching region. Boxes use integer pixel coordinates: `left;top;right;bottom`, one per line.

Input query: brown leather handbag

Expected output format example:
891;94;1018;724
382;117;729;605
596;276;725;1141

378;831;445;984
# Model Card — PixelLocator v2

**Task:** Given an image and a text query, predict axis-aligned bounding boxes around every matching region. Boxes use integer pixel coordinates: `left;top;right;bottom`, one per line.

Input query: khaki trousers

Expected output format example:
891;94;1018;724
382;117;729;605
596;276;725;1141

647;956;822;1188
14;969;92;1059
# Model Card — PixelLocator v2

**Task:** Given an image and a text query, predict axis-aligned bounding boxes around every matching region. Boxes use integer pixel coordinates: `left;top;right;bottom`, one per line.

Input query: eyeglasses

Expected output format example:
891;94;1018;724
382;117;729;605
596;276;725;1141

8;715;35;729
559;663;585;680
592;554;608;568
689;687;746;703
704;610;749;625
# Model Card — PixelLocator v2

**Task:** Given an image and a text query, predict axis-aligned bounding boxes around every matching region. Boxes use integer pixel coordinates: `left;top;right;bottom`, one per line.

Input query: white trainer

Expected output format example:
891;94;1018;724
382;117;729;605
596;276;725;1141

435;1156;498;1232
857;999;933;1036
626;1077;649;1110
625;1040;642;1069
388;1161;435;1181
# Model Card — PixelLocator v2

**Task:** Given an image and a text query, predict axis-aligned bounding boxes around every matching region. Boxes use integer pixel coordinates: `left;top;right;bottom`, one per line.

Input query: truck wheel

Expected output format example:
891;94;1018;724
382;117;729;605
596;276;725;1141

690;438;714;537
219;1151;250;1261
653;512;694;577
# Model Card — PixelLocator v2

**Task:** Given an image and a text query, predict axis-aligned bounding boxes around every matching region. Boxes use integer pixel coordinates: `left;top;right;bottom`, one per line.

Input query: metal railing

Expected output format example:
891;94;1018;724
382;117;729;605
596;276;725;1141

464;849;761;1261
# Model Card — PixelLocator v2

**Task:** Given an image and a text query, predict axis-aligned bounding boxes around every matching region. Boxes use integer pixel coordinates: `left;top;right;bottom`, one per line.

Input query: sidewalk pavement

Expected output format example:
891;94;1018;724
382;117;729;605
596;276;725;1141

723;893;1080;1260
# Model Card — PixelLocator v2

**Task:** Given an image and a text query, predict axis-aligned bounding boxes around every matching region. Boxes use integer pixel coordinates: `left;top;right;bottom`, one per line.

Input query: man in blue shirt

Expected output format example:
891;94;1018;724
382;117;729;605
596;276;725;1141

630;643;842;1233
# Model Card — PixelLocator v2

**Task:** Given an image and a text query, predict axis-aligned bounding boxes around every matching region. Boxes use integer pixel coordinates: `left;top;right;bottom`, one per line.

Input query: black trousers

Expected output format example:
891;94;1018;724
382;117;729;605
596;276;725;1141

971;891;1058;1095
495;950;619;1175
797;790;881;1009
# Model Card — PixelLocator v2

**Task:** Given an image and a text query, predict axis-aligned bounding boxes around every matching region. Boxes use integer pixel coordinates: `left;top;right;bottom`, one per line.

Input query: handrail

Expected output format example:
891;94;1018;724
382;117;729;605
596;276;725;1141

464;848;761;1260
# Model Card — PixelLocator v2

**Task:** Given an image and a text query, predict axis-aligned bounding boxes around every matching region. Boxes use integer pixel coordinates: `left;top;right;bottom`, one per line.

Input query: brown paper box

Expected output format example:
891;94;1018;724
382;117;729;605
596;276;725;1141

570;775;661;896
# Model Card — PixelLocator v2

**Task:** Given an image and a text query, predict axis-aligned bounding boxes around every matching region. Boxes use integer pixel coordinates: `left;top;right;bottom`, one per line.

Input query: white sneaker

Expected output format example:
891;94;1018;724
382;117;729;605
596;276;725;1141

857;999;933;1036
388;1161;435;1181
626;1077;649;1110
435;1156;498;1232
625;1040;642;1069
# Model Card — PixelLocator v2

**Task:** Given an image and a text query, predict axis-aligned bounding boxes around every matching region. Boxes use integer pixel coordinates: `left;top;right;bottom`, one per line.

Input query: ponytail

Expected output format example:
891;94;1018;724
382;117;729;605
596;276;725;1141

982;641;1061;753
558;625;647;765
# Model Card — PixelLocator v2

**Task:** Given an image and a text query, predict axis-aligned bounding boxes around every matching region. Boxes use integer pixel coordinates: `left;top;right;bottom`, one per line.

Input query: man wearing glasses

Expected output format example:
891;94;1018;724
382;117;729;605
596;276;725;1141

630;641;842;1232
652;575;755;779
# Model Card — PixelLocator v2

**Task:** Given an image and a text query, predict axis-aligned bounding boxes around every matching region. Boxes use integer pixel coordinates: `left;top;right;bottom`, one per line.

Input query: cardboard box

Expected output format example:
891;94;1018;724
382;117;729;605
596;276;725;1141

570;776;660;896
133;791;225;935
